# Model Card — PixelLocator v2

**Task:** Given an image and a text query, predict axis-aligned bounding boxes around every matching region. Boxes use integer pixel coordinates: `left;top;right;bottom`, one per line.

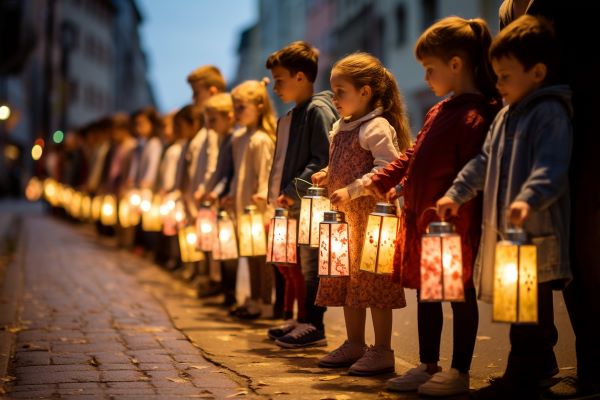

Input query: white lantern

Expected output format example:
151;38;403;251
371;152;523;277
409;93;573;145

266;208;297;265
195;202;217;252
298;187;330;247
420;222;464;302
493;228;538;323
100;194;117;226
360;203;399;274
212;211;238;261
238;205;266;257
178;225;203;262
318;211;350;277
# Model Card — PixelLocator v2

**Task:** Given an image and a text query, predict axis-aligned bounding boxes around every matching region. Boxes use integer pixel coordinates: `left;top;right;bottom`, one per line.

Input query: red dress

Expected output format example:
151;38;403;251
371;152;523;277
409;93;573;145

371;94;500;289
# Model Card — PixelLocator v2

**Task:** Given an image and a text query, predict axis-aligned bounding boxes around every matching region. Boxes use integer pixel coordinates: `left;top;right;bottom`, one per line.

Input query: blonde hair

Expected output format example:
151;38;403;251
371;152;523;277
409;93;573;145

231;79;277;140
186;65;226;92
333;52;411;151
204;93;233;115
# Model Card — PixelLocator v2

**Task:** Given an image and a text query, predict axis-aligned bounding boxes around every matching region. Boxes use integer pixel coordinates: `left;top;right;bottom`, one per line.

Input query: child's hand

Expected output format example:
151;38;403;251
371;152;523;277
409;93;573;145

436;196;460;220
330;188;350;206
251;194;266;205
386;187;399;203
507;201;530;227
311;171;328;187
276;194;295;208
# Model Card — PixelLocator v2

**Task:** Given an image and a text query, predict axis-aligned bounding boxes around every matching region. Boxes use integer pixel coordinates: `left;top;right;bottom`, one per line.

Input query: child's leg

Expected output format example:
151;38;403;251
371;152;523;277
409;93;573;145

300;246;326;331
290;266;306;321
247;257;261;301
371;307;393;349
220;259;238;304
343;306;366;345
277;266;295;318
417;290;443;374
258;256;273;305
273;265;285;317
450;287;479;373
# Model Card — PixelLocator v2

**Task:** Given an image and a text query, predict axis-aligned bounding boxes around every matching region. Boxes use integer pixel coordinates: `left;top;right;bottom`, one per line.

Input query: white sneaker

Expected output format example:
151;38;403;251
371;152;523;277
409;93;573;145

386;363;436;392
418;368;470;396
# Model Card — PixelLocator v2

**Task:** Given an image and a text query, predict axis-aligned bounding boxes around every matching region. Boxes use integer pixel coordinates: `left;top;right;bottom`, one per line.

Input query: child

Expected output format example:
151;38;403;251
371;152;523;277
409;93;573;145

265;41;338;346
436;15;572;398
364;17;500;396
312;52;411;376
223;80;276;319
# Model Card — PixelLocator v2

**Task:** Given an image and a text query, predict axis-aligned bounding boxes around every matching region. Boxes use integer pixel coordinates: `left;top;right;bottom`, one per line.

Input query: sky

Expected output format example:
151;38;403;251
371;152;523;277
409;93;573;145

137;0;257;112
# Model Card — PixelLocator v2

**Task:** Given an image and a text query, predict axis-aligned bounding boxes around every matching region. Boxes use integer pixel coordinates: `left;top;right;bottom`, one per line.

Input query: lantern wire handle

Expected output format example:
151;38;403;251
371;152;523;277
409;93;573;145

419;206;441;225
293;177;316;200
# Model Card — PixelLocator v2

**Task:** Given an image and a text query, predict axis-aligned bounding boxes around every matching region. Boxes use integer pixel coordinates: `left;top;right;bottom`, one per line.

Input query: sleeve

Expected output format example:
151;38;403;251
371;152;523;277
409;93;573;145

514;105;572;210
369;145;415;195
280;106;336;199
140;138;163;189
200;130;220;194
251;134;275;199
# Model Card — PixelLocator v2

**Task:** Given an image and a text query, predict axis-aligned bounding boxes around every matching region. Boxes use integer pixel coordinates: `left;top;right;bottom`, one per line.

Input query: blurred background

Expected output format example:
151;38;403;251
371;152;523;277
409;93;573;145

0;0;503;197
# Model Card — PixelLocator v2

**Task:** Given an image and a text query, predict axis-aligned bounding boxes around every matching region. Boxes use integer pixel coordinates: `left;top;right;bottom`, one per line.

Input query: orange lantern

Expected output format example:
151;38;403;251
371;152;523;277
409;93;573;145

25;177;43;201
195;202;217;252
142;194;163;232
100;194;118;226
238;205;266;257
266;208;297;265
178;225;203;262
360;203;399;274
318;211;350;277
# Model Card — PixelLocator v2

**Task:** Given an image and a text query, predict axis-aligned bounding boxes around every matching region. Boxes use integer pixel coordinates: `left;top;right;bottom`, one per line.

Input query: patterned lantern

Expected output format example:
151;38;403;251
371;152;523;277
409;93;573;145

100;194;117;226
318;211;350;277
493;228;538;323
178;225;203;262
299;187;330;247
212;211;239;261
142;194;163;232
195;202;217;252
420;221;464;302
25;177;43;201
238;205;266;257
360;203;399;274
81;195;92;221
91;195;103;221
266;208;297;265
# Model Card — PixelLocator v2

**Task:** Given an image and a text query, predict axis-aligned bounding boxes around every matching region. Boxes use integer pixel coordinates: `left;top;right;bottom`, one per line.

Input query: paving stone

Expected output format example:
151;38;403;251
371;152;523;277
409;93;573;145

100;369;147;382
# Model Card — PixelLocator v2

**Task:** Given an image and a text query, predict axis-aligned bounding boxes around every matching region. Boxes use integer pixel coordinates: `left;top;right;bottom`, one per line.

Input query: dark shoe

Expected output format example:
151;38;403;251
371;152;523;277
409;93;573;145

488;366;559;389
222;295;236;308
473;376;541;400
543;376;600;399
196;280;223;298
235;307;261;320
275;323;327;348
267;319;297;341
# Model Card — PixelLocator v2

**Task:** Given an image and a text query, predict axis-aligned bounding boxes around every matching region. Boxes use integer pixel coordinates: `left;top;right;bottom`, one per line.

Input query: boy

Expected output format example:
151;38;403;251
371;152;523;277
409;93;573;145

437;15;572;399
265;41;338;348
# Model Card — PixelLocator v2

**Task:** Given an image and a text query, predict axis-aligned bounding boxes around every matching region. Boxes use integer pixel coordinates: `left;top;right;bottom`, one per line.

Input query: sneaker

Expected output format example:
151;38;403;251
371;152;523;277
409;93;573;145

268;319;298;341
543;376;600;400
318;341;367;368
348;345;395;376
275;323;327;348
418;368;469;396
387;364;438;392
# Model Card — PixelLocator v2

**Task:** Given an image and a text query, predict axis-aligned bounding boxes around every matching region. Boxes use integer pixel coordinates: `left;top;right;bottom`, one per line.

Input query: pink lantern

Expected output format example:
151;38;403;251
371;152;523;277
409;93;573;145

318;211;350;277
212;211;239;261
196;202;217;252
266;208;297;265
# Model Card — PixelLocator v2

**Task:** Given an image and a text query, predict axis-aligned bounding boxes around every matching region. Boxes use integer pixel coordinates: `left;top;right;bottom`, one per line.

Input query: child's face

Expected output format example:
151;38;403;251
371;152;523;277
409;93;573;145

233;98;261;128
204;109;234;136
270;65;303;104
420;55;455;97
134;115;152;138
492;55;545;106
175;120;196;140
191;81;214;108
330;70;372;119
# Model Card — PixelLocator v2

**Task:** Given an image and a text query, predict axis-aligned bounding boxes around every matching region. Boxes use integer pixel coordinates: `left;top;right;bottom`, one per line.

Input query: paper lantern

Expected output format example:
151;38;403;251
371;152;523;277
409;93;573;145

195;202;217;252
212;211;238;261
238;205;266;257
43;178;58;205
70;191;83;219
493;228;538;323
61;186;74;210
100;194;117;226
266;208;297;265
91;195;103;221
420;222;464;302
162;192;186;236
318;211;350;277
178;225;203;262
81;195;92;221
118;197;137;228
25;177;43;201
360;203;399;274
139;189;153;214
299;187;330;247
142;194;163;232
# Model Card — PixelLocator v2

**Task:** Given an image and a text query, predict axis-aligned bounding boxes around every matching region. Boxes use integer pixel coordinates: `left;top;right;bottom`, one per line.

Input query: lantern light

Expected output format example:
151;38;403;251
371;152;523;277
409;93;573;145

196;202;217;252
178;225;203;262
212;211;239;261
81;194;92;221
420;221;464;302
299;187;330;247
493;228;538;323
91;195;103;221
238;205;267;257
162;193;185;236
70;191;83;219
142;194;163;232
318;211;350;277
360;203;399;274
100;195;117;226
25;177;43;202
266;208;297;265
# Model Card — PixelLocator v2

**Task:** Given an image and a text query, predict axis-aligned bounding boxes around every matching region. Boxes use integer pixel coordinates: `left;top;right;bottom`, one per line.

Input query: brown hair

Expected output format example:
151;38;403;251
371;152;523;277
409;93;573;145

204;93;233;115
186;65;226;92
131;106;162;138
415;16;498;99
332;52;411;152
110;112;131;131
173;105;201;131
231;79;277;141
490;15;559;84
265;41;319;83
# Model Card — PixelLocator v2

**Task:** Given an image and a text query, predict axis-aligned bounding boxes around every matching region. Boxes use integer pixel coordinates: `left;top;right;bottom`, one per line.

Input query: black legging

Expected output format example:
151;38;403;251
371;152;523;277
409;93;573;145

417;287;479;374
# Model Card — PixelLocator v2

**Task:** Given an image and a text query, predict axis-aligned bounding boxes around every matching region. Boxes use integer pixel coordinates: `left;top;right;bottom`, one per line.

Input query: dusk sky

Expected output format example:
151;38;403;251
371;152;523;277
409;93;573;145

137;0;257;112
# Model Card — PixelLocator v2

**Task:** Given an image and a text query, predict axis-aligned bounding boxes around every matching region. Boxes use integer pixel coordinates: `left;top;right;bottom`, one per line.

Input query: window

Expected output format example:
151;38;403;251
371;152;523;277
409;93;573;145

422;0;437;30
395;4;407;46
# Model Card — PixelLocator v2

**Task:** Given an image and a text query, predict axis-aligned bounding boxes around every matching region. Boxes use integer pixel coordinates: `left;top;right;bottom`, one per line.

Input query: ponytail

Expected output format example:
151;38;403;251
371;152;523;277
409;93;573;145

381;68;412;152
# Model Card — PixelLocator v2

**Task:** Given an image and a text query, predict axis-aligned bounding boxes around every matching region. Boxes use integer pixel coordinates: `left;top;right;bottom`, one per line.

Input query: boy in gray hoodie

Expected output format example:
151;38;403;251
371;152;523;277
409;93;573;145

437;15;572;399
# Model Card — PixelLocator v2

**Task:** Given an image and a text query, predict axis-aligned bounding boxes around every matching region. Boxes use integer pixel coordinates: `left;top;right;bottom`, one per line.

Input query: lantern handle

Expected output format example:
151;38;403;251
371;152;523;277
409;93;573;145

419;206;441;225
293;177;315;201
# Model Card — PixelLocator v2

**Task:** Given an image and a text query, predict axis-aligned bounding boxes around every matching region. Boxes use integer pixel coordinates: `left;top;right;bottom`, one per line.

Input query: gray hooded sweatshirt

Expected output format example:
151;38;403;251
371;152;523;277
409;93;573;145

446;85;573;302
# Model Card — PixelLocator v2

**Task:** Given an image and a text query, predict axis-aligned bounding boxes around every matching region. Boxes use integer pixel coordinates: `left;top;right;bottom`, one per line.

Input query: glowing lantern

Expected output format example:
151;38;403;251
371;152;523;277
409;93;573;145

266;208;297;265
142;194;163;232
128;189;142;209
195;202;217;252
81;195;92;221
212;211;238;261
61;187;74;210
318;211;350;277
360;203;399;274
25;177;43;201
118;197;134;228
178;225;203;262
139;189;153;213
493;228;538;323
43;178;58;204
91;195;103;221
162;192;186;236
100;195;117;226
70;191;83;219
238;205;266;257
420;222;464;302
299;187;330;247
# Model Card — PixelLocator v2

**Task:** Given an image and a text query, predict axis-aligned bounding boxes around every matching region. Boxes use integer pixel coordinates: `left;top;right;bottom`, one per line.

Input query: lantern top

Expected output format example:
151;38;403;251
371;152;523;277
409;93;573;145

426;221;455;234
217;210;231;220
243;205;258;213
306;186;327;197
505;227;528;243
323;210;345;223
274;208;289;218
372;202;396;216
200;201;212;208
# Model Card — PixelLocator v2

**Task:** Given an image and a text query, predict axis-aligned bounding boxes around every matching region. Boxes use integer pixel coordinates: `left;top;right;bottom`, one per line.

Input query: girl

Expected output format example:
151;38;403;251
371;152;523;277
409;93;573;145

365;17;500;396
312;52;411;376
224;80;276;319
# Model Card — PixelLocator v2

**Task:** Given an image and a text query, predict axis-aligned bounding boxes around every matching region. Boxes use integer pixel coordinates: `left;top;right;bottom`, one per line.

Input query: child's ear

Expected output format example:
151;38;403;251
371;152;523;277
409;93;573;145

361;85;372;98
209;86;219;95
449;56;462;73
296;71;306;82
531;63;547;83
